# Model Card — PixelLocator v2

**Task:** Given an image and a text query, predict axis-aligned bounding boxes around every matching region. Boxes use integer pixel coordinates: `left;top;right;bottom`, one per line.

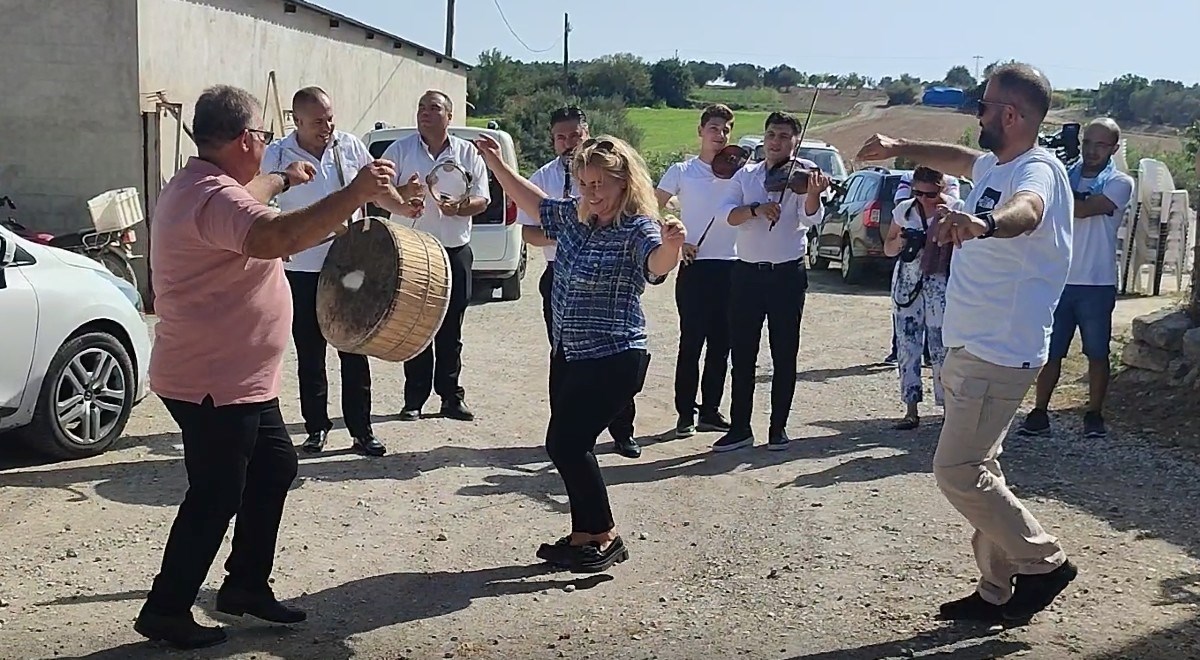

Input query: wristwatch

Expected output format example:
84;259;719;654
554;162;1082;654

978;210;997;238
750;202;760;217
270;171;291;193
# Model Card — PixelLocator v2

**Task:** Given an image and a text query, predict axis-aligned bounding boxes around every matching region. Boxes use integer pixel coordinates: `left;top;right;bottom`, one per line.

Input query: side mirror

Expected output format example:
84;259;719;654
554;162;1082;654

0;235;14;267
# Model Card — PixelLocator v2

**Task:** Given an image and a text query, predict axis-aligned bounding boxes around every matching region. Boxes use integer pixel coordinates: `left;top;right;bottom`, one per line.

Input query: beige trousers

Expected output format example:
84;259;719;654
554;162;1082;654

933;347;1068;605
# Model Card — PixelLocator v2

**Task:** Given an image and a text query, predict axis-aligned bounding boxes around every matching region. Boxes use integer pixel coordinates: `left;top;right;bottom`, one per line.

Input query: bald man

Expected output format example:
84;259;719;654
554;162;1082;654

857;62;1078;624
262;86;421;457
1019;118;1133;440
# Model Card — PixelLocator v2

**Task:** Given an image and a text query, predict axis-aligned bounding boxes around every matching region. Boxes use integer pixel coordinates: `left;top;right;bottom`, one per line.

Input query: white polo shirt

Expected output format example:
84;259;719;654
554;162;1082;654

715;159;824;264
943;146;1074;369
260;130;373;272
1067;170;1134;286
657;157;737;261
380;132;490;248
517;155;576;262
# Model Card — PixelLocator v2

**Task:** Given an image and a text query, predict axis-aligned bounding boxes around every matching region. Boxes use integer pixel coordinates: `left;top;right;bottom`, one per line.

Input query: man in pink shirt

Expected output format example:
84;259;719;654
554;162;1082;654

134;85;414;649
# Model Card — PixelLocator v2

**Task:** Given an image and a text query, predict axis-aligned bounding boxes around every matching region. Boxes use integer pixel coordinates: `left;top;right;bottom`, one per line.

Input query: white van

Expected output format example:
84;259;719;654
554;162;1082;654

360;125;526;301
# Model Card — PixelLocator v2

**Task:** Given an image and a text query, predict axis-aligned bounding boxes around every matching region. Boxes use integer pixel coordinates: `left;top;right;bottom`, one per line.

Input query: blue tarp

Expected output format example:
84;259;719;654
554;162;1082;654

922;86;966;108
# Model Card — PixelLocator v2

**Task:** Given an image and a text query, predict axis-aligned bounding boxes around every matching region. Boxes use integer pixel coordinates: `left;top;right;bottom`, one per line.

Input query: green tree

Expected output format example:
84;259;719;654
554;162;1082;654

686;60;725;87
725;63;764;88
764;64;803;89
943;65;976;89
467;49;524;116
650;58;694;108
499;90;643;173
577;53;653;106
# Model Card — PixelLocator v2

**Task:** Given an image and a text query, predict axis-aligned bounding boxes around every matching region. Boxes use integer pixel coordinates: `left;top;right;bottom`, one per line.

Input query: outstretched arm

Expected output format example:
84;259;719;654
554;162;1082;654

857;134;982;180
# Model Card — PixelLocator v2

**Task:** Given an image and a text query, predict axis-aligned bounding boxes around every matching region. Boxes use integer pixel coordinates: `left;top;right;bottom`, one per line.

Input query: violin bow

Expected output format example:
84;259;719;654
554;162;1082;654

770;88;821;231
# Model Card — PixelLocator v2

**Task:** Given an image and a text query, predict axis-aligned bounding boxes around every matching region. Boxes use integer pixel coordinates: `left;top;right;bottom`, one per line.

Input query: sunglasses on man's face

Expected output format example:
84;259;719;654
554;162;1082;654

975;99;1019;118
911;188;940;199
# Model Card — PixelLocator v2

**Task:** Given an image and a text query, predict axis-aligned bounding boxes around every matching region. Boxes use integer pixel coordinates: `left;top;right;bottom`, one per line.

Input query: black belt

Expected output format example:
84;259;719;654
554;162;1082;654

738;259;802;271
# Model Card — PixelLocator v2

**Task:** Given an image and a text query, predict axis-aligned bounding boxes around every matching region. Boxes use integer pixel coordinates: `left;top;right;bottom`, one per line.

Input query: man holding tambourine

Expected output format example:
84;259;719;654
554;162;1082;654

381;90;491;422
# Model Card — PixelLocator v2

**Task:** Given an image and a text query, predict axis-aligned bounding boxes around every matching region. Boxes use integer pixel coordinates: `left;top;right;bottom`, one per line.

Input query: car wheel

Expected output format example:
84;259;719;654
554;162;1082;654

807;236;831;270
840;237;864;285
19;332;135;460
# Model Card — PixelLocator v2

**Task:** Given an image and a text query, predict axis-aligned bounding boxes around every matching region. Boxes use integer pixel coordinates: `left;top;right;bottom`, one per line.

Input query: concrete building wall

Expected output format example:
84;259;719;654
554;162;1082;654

0;0;143;235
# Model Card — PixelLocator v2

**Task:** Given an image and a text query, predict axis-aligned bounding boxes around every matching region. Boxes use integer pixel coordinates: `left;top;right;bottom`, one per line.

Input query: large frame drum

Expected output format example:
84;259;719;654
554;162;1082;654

316;217;451;362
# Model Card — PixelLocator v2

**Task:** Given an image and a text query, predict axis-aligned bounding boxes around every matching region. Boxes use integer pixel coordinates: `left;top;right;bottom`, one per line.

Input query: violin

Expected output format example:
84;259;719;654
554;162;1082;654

764;157;820;195
712;145;750;180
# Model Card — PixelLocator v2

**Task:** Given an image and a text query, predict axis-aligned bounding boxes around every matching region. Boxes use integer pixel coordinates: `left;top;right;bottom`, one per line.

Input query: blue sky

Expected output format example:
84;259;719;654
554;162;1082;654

312;0;1197;90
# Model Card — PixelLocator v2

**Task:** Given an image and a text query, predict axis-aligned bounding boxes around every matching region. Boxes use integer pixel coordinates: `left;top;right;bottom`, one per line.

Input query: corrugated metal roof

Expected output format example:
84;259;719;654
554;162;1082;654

285;0;471;72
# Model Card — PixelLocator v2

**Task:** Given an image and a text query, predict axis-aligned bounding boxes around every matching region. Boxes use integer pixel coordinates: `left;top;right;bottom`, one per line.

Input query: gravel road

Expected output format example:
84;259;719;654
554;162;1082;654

1;252;1198;660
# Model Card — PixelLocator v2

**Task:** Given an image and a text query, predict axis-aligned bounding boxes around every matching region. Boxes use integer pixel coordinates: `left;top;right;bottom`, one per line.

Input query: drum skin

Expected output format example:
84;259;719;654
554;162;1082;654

316;217;451;362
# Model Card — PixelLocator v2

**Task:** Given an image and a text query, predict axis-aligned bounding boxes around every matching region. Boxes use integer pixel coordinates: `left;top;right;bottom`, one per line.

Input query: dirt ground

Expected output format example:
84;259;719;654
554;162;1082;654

2;250;1200;660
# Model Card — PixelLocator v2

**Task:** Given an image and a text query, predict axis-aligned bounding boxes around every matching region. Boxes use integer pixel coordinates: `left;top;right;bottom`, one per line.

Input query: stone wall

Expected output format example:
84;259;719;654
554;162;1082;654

1120;306;1200;388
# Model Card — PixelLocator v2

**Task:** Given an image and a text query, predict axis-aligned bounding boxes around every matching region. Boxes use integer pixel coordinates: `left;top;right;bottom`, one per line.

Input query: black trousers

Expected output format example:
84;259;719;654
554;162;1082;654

144;396;298;615
673;259;733;417
729;260;808;433
406;243;472;407
546;348;648;533
539;264;636;440
286;270;372;437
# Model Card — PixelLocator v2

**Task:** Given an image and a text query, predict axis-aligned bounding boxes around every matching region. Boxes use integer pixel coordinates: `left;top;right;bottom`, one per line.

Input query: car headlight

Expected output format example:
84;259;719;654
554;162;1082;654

95;269;143;312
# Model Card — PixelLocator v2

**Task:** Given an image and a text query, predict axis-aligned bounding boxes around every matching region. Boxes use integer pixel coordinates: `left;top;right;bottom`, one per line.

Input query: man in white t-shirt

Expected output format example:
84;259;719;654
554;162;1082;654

261;87;421;457
516;106;640;459
857;62;1078;624
655;104;739;438
1019;118;1133;440
382;90;491;423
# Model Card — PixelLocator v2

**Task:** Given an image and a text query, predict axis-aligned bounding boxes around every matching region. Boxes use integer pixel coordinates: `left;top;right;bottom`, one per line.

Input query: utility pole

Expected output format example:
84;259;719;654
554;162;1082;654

445;0;456;57
973;55;983;80
562;13;571;91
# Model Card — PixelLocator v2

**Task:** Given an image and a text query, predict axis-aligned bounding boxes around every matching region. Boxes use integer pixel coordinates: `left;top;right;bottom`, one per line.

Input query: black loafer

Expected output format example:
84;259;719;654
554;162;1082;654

352;434;386;457
134;608;227;649
612;436;642;459
215;586;306;624
568;536;630;573
440;400;475;421
301;430;327;453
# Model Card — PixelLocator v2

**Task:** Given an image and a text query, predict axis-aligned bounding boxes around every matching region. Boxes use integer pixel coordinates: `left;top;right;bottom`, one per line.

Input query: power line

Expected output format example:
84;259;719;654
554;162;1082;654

491;0;560;54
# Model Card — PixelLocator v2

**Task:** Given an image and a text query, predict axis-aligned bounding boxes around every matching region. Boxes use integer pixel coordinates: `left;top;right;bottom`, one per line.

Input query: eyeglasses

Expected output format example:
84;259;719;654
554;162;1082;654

976;99;1020;118
911;189;940;199
247;128;275;144
550;106;587;125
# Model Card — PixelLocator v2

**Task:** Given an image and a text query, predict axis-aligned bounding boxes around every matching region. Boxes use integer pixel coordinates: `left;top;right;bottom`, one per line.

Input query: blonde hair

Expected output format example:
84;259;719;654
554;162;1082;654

571;135;661;226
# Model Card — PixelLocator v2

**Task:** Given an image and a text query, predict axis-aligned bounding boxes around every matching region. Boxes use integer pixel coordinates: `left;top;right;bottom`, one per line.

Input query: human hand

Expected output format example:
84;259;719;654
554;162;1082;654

758;201;781;222
349;159;398;203
934;205;989;247
681;243;698;264
856;133;901;162
661;217;687;251
283;161;317;187
806;169;831;195
473;134;502;164
395;172;423;200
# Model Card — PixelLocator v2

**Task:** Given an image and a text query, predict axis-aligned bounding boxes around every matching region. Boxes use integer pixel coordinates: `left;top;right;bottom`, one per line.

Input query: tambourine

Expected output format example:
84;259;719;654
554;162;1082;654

426;161;473;205
711;145;750;180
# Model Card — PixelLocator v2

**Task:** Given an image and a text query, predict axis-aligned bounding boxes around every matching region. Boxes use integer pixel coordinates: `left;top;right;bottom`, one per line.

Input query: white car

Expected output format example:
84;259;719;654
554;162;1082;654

0;226;151;459
361;125;526;301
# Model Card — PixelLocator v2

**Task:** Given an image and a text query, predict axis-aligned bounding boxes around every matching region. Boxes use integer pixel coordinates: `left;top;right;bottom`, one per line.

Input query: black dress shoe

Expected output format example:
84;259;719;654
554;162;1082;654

301;430;328;453
612;436;641;459
697;410;732;433
399;407;422;421
134;608;227;649
215;586;306;624
441;400;475;421
352;434;386;457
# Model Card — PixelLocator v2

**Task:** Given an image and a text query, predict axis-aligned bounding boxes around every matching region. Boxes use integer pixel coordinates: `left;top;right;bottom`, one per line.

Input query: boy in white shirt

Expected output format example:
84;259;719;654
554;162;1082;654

857;62;1078;624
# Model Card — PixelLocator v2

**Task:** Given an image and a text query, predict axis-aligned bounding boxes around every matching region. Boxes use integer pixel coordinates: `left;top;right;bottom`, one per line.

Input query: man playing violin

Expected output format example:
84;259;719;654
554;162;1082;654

713;111;831;452
655;104;739;439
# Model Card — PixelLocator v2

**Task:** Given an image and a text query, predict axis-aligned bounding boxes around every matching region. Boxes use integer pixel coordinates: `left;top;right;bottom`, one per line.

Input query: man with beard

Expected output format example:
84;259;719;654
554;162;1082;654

655;104;738;438
1018;117;1133;440
713;111;830;452
517;106;641;458
856;62;1078;623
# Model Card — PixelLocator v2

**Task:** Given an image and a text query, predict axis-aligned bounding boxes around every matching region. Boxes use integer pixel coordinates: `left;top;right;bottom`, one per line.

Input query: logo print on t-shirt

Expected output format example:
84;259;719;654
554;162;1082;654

975;187;1002;215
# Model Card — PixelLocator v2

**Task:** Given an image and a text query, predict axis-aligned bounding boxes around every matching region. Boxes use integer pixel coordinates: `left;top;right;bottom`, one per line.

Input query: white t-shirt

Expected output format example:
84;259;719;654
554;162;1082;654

260;130;373;272
656;157;738;261
942;146;1074;369
517;156;575;262
715;160;824;264
1066;170;1134;286
380;133;490;248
